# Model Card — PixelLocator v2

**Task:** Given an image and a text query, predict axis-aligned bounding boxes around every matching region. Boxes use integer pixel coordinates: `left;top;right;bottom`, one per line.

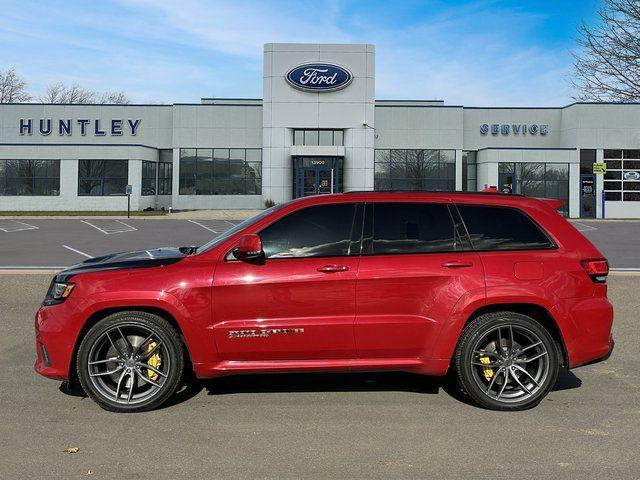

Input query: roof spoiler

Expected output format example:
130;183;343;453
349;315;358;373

538;198;565;212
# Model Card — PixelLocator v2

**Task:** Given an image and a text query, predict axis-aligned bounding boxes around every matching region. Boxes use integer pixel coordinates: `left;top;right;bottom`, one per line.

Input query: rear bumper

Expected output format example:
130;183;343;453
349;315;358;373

574;337;614;368
563;296;614;368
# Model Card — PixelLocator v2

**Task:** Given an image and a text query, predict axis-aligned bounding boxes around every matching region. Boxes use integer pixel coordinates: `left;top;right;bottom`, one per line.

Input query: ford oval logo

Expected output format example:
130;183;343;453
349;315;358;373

285;63;353;92
624;170;640;180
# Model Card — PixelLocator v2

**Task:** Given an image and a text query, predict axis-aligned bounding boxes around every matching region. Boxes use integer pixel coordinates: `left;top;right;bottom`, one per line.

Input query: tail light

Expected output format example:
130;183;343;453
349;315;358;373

581;258;609;283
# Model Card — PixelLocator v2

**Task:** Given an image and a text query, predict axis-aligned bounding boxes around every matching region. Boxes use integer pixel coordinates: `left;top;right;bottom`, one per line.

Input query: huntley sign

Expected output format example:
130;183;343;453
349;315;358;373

18;118;142;136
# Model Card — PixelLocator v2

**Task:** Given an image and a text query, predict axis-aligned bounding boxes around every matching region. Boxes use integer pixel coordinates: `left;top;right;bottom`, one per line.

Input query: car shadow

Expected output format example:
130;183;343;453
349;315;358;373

58;368;583;410
59;381;86;398
201;371;442;396
553;368;582;391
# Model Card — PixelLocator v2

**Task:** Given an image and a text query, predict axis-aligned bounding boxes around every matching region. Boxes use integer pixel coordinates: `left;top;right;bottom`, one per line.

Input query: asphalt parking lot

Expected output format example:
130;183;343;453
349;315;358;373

0;218;240;268
0;274;638;479
0;217;638;269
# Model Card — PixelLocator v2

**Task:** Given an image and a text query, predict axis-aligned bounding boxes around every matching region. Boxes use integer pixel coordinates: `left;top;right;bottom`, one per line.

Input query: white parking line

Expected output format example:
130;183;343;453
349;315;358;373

573;222;598;232
81;219;137;234
0;268;62;274
62;244;93;258
188;219;219;233
0;220;39;233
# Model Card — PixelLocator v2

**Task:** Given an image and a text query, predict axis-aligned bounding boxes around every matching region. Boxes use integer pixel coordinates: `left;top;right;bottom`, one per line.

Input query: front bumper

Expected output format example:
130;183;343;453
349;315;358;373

34;302;82;381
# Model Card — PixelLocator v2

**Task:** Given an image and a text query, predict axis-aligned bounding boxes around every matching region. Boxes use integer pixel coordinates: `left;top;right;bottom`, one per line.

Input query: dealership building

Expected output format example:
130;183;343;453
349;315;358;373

2;43;640;218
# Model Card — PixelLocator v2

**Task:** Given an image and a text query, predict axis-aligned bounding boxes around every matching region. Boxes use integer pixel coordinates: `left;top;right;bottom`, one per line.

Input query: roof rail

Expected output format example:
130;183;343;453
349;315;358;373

343;190;525;197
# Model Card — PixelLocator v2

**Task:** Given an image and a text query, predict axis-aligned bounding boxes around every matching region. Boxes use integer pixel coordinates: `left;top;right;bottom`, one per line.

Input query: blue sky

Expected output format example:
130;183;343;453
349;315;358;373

0;0;600;105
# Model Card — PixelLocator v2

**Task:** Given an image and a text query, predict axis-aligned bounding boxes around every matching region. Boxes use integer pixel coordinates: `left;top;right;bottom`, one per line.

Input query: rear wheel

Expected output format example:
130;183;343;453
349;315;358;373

77;311;184;413
454;312;559;411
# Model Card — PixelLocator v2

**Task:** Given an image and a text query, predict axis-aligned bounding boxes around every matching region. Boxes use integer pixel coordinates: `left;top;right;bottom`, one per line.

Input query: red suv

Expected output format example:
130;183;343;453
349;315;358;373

34;192;614;412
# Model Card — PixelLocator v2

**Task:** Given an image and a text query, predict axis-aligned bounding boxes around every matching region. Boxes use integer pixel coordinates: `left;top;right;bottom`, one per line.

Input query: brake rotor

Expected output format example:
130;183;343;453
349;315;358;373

478;338;522;384
105;334;148;387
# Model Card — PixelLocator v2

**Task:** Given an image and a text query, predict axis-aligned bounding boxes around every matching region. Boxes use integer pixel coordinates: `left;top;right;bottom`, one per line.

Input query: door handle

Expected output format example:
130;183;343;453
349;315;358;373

317;264;349;273
441;261;473;268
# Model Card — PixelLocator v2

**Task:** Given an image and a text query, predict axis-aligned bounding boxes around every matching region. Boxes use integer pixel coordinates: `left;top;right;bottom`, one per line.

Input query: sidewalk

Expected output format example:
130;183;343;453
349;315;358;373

0;209;262;220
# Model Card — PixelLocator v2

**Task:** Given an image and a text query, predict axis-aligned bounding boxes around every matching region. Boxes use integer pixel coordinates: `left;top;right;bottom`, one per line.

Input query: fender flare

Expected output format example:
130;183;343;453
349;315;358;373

430;290;563;361
71;289;212;369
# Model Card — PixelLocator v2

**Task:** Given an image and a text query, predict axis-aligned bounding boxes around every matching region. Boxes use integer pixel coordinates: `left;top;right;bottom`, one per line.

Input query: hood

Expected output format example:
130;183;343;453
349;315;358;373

55;247;189;282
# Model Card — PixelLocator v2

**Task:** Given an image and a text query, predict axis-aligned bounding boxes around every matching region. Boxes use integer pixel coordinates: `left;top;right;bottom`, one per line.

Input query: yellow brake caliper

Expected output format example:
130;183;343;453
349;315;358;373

479;356;494;381
146;341;161;381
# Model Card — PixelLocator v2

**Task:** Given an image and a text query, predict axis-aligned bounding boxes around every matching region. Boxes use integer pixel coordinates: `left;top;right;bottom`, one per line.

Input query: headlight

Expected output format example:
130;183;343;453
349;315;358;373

43;280;75;306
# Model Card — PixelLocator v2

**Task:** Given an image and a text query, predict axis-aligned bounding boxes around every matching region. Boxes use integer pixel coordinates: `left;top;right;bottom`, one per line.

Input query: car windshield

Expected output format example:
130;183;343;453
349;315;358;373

195;203;285;254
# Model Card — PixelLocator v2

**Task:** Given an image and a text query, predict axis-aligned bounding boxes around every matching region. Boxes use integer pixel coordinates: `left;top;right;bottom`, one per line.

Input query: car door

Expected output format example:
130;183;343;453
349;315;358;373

212;202;363;360
354;201;485;359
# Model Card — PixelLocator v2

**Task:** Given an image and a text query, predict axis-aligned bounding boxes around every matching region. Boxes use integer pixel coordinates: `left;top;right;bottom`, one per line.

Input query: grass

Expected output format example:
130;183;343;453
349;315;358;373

0;210;167;216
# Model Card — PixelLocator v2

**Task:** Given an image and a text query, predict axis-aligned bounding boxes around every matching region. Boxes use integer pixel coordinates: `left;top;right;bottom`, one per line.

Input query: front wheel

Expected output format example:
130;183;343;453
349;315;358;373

454;312;559;411
77;311;184;413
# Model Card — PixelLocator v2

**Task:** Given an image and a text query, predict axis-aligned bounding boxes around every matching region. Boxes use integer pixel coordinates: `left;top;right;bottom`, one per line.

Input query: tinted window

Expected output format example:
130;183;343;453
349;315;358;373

78;160;128;196
371;203;455;254
0;159;60;196
260;204;357;258
458;205;553;250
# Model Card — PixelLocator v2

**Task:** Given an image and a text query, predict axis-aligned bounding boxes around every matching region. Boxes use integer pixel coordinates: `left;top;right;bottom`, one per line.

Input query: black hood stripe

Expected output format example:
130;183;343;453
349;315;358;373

55;250;187;282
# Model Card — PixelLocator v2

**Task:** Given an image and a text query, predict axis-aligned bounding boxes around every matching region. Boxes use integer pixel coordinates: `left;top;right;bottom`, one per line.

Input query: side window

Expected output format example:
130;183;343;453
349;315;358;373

260;204;358;259
371;203;456;255
457;205;553;250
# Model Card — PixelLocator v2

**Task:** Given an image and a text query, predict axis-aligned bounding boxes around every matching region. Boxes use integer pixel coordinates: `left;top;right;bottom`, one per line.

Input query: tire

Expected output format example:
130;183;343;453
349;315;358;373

77;311;184;413
454;311;559;411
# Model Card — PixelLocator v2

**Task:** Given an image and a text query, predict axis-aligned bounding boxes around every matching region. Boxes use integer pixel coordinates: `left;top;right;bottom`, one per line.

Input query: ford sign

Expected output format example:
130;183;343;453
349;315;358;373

624;171;640;181
285;63;353;92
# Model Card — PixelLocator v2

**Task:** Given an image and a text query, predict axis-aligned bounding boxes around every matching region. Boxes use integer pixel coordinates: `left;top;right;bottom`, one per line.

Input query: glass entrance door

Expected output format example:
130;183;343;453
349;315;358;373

498;172;515;194
580;174;596;218
302;168;334;196
294;157;344;198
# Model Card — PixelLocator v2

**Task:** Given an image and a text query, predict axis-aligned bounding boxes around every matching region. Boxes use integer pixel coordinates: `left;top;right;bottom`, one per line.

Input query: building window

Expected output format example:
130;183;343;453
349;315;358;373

462;151;477;192
78;160;128;196
603;149;640;201
293;129;344;146
374;149;456;191
580;149;596;175
157;152;172;196
498;162;569;215
179;148;261;195
0;159;60;196
141;161;157;196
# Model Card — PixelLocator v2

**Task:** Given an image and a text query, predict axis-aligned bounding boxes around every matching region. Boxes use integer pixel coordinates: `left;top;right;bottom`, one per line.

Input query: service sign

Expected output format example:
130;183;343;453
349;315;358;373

593;162;607;174
480;123;549;136
285;63;353;92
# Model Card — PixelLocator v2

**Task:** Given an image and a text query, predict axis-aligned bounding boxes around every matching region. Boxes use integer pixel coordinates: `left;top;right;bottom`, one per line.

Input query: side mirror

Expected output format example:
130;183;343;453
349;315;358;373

232;233;264;261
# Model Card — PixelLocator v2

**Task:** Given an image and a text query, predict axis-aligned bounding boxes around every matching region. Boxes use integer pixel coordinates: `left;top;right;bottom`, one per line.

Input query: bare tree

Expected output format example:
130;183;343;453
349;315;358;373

97;90;131;104
40;83;95;104
572;0;640;101
0;67;32;103
40;82;131;104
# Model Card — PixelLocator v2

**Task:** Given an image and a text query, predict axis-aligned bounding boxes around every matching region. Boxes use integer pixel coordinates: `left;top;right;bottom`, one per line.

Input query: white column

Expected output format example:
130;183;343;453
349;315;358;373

129;159;142;211
596;149;604;218
568;161;580;218
455;149;463;191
